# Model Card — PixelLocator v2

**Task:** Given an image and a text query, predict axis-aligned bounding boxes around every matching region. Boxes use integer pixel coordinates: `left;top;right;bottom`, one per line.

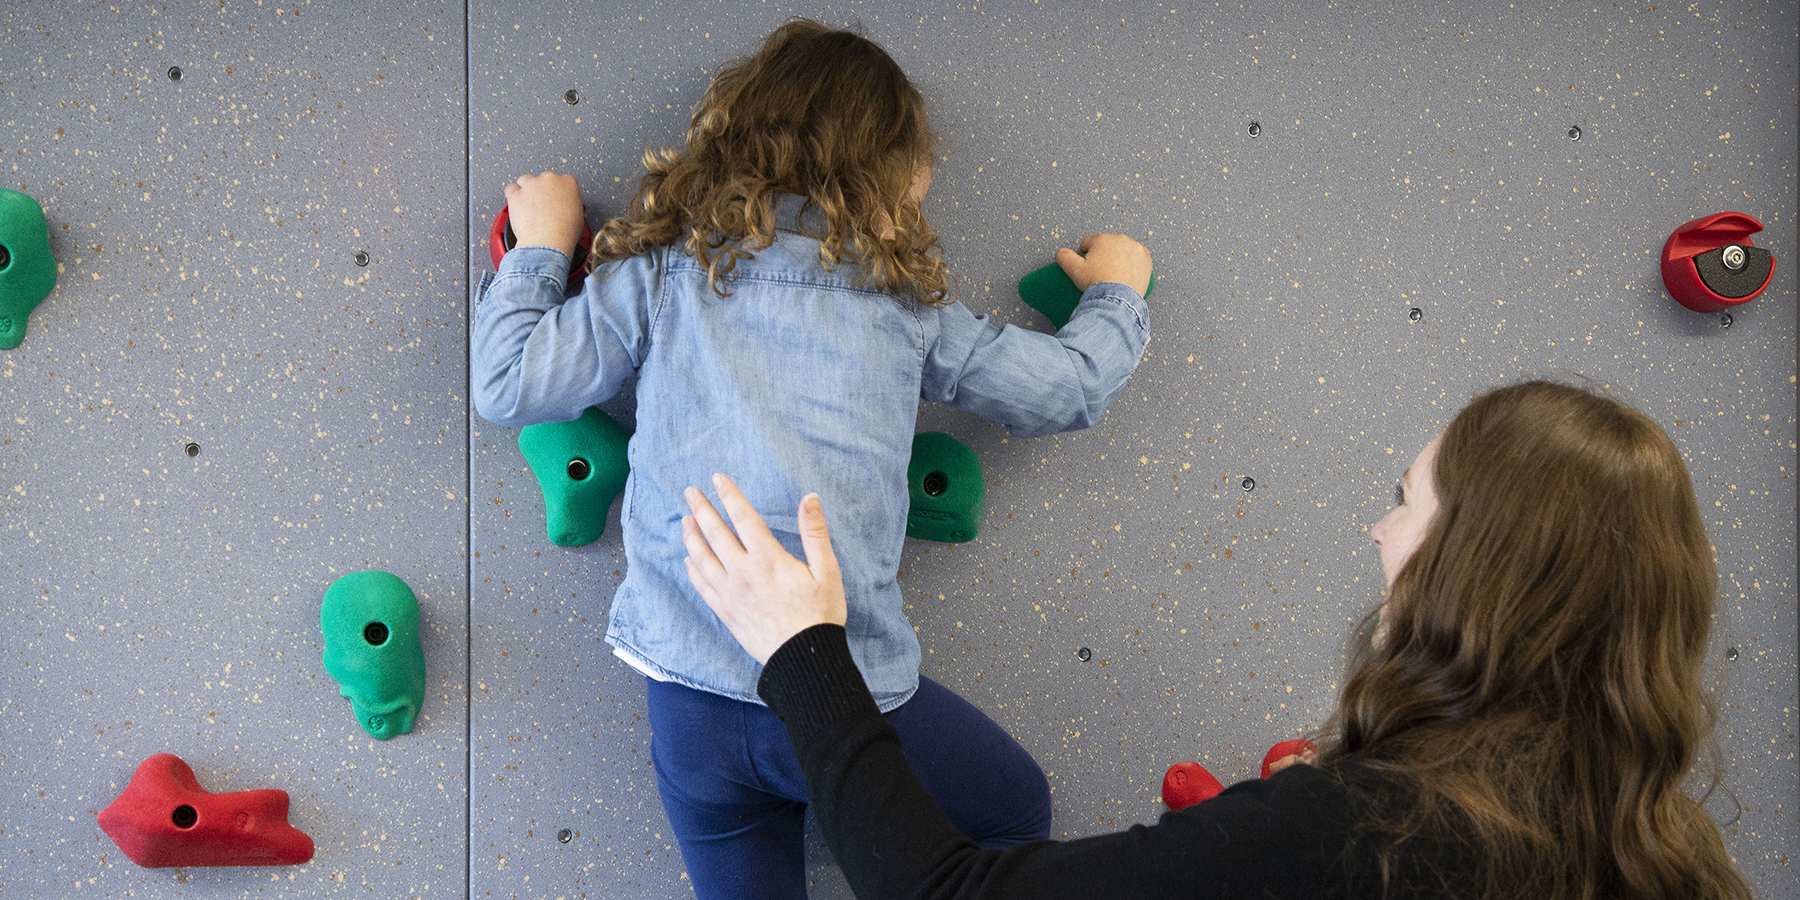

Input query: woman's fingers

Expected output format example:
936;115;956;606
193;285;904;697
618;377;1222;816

683;484;746;562
796;493;841;586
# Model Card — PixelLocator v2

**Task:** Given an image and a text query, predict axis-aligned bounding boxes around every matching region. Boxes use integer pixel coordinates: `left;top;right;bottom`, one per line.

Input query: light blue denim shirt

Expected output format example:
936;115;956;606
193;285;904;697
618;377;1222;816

471;196;1150;711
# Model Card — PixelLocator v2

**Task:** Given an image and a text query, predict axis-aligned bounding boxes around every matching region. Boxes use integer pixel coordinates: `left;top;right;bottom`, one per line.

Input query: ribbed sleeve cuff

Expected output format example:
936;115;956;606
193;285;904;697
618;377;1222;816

756;624;883;744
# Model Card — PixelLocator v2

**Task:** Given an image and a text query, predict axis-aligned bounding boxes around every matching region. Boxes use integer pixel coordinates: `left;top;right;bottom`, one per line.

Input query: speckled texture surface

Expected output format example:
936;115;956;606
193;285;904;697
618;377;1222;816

0;1;469;895
4;0;1794;897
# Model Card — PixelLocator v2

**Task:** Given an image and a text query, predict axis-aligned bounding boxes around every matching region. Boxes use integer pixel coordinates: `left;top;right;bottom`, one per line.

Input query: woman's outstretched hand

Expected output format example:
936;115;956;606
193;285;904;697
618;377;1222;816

682;474;848;664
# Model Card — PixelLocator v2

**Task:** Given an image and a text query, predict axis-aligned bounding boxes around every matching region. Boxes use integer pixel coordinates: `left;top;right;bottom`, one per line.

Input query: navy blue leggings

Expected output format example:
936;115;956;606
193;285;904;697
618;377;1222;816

646;675;1053;900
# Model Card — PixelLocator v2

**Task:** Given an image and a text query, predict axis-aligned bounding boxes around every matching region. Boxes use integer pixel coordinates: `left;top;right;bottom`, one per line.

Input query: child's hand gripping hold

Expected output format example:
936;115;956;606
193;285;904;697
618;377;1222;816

503;171;587;260
682;474;848;665
1055;233;1153;298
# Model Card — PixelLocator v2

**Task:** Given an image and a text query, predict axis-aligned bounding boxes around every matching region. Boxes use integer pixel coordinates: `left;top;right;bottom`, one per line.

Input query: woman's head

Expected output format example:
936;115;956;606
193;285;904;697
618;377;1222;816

1329;380;1746;900
1376;380;1714;709
591;19;948;305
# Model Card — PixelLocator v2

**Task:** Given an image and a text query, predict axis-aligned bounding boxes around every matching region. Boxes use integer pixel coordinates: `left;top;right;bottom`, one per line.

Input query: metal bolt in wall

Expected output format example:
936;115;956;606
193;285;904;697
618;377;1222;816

185;442;200;458
1076;647;1092;661
167;66;183;82
1409;307;1422;322
1242;477;1255;491
1726;647;1739;661
1247;122;1261;138
564;90;580;106
557;828;572;843
1567;125;1582;141
1720;313;1734;328
354;251;370;267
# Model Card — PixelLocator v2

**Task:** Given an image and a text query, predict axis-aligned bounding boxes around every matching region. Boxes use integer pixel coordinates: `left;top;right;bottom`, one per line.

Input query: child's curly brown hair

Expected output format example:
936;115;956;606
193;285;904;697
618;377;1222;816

589;19;948;306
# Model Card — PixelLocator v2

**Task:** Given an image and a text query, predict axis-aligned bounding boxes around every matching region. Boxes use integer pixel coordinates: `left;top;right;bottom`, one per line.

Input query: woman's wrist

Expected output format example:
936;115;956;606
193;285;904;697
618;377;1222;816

757;623;881;737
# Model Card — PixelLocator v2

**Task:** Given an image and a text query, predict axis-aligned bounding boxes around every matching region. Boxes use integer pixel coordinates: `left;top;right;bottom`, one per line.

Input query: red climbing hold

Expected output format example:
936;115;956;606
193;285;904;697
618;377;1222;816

1161;760;1224;812
1261;739;1318;779
97;753;314;867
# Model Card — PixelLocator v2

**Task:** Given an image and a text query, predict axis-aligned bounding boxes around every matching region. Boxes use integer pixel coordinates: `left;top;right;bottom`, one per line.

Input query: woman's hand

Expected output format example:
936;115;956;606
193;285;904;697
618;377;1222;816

502;171;585;260
1055;233;1153;298
682;474;848;664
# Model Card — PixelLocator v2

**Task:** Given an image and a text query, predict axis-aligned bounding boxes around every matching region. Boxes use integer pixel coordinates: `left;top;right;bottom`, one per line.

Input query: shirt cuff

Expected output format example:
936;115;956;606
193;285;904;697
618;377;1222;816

495;244;573;281
756;624;883;744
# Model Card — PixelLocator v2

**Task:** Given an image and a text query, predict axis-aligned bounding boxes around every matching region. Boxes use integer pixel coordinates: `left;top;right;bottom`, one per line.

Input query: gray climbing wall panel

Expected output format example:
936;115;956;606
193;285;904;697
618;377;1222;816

3;0;1794;897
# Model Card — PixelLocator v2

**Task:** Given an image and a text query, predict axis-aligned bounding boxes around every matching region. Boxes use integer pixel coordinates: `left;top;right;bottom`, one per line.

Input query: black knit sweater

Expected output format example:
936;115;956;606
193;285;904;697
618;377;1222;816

757;624;1479;900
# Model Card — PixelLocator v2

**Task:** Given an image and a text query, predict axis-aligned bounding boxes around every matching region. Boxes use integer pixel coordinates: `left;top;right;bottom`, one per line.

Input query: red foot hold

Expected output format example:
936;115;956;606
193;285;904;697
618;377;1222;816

1161;760;1225;811
1660;211;1775;313
1261;739;1317;779
97;753;314;867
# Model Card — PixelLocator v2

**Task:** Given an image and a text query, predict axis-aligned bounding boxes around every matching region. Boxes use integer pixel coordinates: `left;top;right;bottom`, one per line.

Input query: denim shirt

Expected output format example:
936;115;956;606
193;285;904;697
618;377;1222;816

471;196;1149;711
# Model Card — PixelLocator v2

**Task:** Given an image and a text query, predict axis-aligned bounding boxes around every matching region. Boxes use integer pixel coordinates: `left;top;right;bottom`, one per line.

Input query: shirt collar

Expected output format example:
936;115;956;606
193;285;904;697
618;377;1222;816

771;193;831;237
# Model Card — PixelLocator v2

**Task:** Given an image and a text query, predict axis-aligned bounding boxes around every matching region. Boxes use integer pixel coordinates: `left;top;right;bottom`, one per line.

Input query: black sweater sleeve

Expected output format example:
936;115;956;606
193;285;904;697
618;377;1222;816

758;624;1366;900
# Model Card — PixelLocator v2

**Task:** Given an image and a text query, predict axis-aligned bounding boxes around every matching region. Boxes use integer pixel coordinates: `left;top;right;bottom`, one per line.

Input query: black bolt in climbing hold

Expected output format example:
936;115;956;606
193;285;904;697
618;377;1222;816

1247;122;1261;137
1720;313;1733;328
1725;646;1739;660
184;442;200;457
557;829;572;843
0;245;10;269
167;66;183;82
564;90;580;105
1409;307;1423;322
363;621;390;646
354;251;370;267
1077;647;1092;661
922;471;949;497
566;458;591;481
1242;477;1255;491
1567;125;1582;141
171;804;197;828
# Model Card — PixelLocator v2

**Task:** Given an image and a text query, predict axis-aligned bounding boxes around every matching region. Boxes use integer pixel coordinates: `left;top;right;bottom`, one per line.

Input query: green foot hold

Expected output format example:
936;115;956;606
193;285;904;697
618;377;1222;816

518;407;630;547
1016;263;1154;330
905;432;983;544
0;189;58;350
320;571;426;741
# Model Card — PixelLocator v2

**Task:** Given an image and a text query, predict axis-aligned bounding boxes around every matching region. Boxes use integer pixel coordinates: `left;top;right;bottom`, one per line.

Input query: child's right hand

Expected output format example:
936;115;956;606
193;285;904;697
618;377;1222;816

503;172;586;260
1055;234;1153;299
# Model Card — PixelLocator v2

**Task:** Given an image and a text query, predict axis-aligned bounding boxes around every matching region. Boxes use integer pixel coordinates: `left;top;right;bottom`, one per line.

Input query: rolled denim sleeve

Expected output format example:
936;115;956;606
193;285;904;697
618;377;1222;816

921;282;1149;438
470;246;657;427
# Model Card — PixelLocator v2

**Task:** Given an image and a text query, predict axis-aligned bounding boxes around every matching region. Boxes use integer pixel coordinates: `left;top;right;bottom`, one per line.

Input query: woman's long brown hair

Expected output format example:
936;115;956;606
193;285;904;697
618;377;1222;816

1320;381;1751;900
589;19;948;306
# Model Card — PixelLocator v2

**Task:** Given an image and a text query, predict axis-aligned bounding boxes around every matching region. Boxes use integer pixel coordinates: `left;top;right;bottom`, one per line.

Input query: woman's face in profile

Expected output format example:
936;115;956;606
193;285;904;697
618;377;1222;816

1371;434;1442;589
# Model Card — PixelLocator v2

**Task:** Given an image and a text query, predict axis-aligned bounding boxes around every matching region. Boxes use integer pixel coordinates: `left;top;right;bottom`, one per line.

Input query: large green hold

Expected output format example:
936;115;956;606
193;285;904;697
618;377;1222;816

905;432;984;544
1016;262;1155;330
320;571;426;741
0;188;58;350
518;406;630;547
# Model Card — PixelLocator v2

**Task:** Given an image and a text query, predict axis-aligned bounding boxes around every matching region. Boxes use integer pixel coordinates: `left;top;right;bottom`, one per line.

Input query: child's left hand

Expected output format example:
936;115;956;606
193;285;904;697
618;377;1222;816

504;172;586;260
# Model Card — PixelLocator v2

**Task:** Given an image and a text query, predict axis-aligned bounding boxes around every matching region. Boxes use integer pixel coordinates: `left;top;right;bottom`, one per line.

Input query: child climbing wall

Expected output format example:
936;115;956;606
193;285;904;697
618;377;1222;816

0;1;1789;898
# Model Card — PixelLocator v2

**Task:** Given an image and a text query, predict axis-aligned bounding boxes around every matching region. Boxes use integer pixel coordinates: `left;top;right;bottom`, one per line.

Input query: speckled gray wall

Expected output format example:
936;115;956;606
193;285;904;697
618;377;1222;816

3;0;1793;898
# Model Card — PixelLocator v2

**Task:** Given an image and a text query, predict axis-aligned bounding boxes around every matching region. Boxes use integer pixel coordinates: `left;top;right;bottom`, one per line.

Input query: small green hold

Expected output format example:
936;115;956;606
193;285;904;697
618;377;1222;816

1016;262;1154;330
518;407;630;547
0;188;58;350
905;432;983;544
320;571;426;741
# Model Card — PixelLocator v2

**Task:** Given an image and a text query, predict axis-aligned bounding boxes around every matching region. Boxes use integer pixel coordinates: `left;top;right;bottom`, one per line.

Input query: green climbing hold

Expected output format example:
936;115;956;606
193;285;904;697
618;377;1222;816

1016;262;1155;330
0;189;58;350
905;432;983;544
518;406;630;547
320;571;426;741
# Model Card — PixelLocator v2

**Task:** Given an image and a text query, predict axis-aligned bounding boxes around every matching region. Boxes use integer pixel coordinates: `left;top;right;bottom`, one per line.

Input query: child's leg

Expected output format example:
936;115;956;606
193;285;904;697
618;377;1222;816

886;676;1054;847
646;678;808;900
